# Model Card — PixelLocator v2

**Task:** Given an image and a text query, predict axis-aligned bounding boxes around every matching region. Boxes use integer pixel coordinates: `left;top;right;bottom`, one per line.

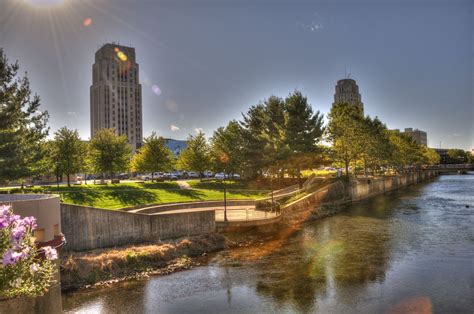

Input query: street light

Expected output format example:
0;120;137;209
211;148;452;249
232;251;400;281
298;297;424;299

220;153;230;223
223;172;227;222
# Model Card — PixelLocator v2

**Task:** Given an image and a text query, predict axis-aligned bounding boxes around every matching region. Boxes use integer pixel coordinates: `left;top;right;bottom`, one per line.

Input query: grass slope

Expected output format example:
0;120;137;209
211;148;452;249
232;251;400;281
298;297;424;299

4;181;268;210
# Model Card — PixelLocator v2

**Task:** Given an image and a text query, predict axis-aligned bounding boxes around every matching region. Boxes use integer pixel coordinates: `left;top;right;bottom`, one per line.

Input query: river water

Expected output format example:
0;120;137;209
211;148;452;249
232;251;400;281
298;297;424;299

63;174;473;313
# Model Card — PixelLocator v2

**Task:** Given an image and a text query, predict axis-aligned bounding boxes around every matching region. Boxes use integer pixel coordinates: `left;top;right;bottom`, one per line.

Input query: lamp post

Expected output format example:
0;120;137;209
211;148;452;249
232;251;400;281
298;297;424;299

270;174;274;213
223;171;228;222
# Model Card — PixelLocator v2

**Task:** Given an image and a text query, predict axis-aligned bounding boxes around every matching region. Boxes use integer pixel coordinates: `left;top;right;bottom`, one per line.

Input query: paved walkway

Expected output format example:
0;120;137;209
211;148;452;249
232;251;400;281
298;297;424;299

155;205;278;222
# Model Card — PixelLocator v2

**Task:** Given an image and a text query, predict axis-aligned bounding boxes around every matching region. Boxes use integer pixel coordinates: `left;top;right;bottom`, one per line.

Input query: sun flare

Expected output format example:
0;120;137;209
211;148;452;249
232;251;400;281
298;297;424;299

26;0;65;8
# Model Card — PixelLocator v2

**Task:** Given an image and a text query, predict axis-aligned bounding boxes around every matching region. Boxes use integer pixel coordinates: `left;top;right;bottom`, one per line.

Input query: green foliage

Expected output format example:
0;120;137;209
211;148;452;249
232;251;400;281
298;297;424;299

177;132;211;178
89;129;132;177
0;48;49;184
51;127;87;186
446;149;469;164
210;120;244;175
326;102;365;175
422;147;441;165
131;132;175;179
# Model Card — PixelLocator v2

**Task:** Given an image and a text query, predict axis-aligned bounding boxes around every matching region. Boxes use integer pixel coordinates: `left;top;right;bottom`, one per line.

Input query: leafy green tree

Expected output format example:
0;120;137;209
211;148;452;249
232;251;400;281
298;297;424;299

446;149;469;164
388;130;423;172
284;91;324;186
210;120;244;176
131;132;174;181
327;102;364;176
89;129;131;179
359;116;392;176
52;127;86;186
177;132;211;180
422;147;440;165
0;49;49;186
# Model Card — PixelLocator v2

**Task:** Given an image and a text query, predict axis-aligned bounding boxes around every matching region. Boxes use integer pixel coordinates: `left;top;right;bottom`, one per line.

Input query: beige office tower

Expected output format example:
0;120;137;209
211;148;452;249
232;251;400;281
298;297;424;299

90;43;143;150
332;78;364;114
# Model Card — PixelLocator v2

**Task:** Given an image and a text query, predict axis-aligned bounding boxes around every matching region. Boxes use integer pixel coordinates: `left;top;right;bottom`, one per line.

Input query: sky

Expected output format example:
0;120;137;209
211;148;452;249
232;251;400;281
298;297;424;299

0;0;472;150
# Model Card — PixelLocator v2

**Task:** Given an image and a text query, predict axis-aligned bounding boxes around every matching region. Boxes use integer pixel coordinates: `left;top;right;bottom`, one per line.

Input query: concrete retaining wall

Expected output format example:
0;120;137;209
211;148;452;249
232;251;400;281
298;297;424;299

131;199;256;214
281;170;438;222
61;204;215;251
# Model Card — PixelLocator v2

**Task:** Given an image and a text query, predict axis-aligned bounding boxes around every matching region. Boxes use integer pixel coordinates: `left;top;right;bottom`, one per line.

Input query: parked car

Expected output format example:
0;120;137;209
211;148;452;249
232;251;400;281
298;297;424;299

118;173;129;179
187;171;199;178
214;172;226;180
203;171;214;178
141;172;163;181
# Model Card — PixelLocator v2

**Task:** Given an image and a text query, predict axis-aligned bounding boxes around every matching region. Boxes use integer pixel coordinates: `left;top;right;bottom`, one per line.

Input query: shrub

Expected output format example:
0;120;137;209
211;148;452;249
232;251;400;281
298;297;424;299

0;205;57;298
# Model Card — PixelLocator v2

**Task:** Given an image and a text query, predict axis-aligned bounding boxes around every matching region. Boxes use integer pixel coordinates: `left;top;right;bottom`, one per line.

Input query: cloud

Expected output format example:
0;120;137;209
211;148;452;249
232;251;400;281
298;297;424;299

194;128;203;134
451;133;463;137
170;124;180;132
67;111;76;117
299;21;323;32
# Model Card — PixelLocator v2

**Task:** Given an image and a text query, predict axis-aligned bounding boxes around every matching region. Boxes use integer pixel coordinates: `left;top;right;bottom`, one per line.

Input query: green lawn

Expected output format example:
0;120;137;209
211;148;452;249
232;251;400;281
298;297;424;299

3;181;268;210
301;169;336;178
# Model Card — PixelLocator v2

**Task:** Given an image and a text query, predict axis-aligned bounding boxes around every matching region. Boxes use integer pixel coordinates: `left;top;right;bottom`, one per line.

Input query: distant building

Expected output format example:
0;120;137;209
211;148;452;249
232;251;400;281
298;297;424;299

90;43;143;150
403;128;427;146
332;78;364;114
164;139;187;157
432;148;449;164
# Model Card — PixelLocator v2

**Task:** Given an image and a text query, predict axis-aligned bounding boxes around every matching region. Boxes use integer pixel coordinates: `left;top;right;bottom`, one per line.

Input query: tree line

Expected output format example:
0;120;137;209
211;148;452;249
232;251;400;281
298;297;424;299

2;48;472;187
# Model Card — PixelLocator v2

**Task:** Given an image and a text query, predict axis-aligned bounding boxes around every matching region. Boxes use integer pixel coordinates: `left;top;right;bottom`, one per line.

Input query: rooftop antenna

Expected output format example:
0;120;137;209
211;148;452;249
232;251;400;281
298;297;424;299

344;68;347;78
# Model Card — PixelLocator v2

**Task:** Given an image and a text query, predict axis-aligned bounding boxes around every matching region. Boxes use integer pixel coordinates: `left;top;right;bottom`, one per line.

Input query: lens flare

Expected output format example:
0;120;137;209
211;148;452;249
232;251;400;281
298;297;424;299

151;85;162;96
83;18;92;27
117;51;127;62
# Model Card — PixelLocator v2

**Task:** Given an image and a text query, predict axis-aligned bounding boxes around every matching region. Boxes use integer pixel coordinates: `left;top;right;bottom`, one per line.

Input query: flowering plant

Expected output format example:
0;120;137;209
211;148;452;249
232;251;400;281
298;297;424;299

0;205;57;298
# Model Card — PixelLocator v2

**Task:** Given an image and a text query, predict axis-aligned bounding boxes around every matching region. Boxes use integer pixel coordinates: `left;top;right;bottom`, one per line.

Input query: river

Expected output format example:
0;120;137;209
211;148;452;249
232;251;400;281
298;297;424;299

62;174;473;313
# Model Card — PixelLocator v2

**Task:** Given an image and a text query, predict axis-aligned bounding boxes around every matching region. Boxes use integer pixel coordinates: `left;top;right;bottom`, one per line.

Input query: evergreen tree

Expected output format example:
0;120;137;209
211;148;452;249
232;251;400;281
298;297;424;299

0;49;49;185
284;91;324;186
240;104;268;178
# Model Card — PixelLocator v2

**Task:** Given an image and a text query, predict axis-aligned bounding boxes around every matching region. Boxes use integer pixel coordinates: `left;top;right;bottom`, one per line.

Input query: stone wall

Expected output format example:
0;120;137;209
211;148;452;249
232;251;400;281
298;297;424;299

61;204;215;251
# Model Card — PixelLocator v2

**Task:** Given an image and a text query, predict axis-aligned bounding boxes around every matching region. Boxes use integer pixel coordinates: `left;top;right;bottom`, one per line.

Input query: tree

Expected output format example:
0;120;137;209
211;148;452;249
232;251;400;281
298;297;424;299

177;132;211;180
89;129;131;179
327;102;364;176
359;116;392;176
210;120;244;176
284;91;324;187
422;147;440;165
388;130;423;172
52;127;86;186
0;49;49;185
131;132;174;181
240;104;269;178
446;149;469;164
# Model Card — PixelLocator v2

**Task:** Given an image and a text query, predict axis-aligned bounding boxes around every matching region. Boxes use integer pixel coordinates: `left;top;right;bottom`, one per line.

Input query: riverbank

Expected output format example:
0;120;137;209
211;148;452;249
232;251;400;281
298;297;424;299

60;233;226;291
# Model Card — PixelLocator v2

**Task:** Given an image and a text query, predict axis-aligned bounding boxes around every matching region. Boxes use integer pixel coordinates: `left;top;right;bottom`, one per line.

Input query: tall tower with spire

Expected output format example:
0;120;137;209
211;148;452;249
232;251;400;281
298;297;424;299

332;78;364;114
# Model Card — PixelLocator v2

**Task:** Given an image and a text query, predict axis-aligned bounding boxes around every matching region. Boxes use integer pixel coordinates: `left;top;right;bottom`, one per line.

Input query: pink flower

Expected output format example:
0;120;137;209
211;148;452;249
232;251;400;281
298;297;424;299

2;249;23;266
20;216;37;230
11;225;26;243
43;246;58;260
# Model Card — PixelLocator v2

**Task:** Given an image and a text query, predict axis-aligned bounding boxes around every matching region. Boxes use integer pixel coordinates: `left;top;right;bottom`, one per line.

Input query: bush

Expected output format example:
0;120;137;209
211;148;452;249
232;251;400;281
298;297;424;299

0;205;58;298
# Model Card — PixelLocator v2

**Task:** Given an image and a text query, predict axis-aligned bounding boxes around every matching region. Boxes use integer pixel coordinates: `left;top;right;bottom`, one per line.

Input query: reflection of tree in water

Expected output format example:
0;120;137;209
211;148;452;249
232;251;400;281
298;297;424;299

254;212;394;311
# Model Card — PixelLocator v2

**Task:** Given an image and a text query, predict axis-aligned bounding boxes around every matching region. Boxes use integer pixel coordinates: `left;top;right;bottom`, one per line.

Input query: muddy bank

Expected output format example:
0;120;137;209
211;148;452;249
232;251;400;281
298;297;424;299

60;233;226;291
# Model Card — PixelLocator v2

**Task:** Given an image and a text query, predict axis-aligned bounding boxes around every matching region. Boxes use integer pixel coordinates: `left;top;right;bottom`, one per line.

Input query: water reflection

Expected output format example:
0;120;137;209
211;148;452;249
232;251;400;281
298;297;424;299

63;174;474;313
